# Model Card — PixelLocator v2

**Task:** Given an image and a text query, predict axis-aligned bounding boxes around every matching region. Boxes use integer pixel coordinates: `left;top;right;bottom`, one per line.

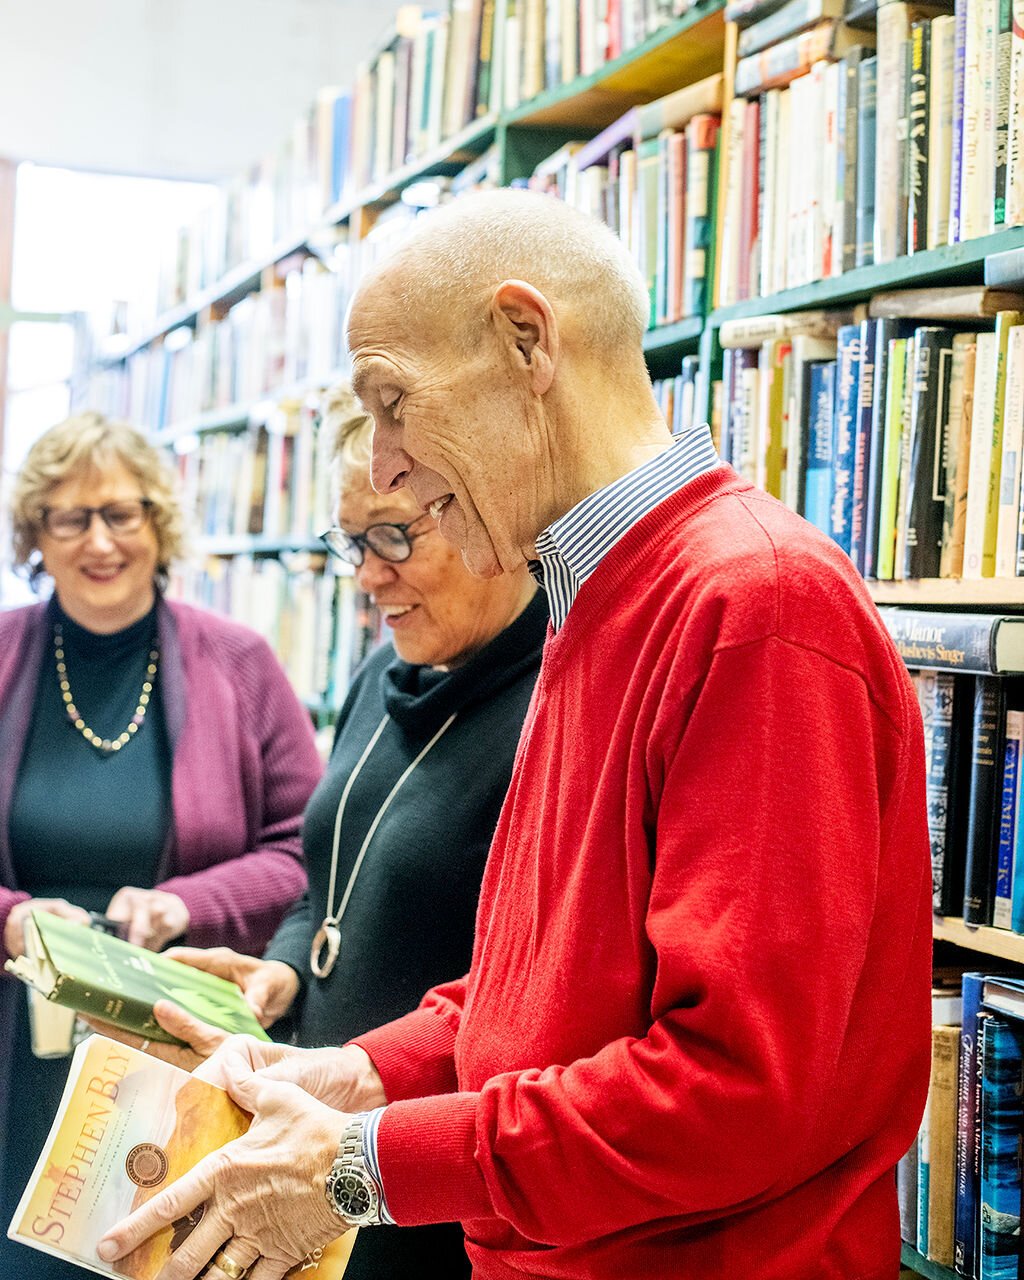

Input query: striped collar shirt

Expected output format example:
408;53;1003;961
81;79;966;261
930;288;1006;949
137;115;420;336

532;423;720;631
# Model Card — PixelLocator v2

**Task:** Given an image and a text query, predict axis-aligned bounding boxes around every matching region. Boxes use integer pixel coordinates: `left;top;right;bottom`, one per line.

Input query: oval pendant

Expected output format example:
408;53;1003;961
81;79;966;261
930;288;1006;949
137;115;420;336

310;920;342;979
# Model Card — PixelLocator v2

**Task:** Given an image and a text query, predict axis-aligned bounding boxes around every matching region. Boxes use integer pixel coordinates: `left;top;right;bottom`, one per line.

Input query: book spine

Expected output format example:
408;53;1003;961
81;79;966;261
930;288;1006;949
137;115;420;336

864;318;899;578
876;2;911;263
963;332;999;577
979;1017;1024;1279
908;20;931;254
855;55;878;268
919;668;958;912
904;327;955;580
739;0;827;57
983;311;1024;575
877;608;1017;673
994;709;1023;928
830;324;862;555
877;337;908;580
804;359;837;534
928;1024;961;1266
849;317;877;573
956;979;988;1275
899;1138;921;1244
51;976;171;1044
994;323;1024;577
994;0;1013;223
963;675;1007;926
683;115;720;317
947;0;962;240
841;49;864;271
1006;0;1024;227
896;33;914;259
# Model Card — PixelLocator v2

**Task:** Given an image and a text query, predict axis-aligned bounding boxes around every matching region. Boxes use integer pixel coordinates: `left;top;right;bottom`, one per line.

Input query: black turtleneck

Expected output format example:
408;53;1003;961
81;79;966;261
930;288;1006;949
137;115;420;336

9;597;170;907
263;589;548;1280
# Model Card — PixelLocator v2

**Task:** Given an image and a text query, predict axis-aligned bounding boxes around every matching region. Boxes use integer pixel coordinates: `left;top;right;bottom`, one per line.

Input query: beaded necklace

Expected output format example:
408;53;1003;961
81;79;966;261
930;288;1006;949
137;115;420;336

54;623;159;755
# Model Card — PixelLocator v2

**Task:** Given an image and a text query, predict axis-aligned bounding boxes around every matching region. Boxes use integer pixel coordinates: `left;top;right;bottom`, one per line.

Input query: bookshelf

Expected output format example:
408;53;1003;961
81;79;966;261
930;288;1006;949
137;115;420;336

900;1244;956;1280
868;581;1024;608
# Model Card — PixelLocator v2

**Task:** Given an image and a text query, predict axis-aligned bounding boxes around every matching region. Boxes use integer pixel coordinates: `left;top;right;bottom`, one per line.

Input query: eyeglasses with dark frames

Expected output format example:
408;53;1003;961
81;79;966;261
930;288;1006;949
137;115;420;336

319;516;432;566
40;499;154;541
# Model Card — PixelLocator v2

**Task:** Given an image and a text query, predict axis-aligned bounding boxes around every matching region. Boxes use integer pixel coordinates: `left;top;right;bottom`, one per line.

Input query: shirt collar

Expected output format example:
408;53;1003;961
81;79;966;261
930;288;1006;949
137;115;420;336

532;424;719;631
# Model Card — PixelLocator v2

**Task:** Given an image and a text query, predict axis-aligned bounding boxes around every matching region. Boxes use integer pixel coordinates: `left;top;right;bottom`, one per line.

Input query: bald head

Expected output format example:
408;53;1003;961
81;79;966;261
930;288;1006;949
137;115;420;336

355;188;650;361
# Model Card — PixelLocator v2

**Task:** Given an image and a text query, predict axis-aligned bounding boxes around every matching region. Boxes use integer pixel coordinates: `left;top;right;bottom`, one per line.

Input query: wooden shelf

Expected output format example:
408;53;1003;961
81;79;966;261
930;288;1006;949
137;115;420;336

899;1243;956;1280
643;315;705;358
868;579;1024;608
710;225;1024;325
196;535;327;558
506;0;725;131
933;917;1024;964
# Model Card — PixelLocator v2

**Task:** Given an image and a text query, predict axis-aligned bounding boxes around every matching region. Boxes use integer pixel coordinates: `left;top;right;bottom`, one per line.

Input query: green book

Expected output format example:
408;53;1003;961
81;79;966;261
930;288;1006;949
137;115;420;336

4;911;270;1045
877;337;909;580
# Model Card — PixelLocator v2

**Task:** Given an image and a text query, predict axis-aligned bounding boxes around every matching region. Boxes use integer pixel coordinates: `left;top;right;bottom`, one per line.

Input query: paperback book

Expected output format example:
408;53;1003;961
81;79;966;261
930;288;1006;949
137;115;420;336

8;1035;354;1278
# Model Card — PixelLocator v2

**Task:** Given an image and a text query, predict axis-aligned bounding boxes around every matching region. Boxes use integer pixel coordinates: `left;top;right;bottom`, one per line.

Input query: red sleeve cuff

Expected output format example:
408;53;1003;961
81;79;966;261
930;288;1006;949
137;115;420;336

352;1004;460;1102
377;1092;494;1225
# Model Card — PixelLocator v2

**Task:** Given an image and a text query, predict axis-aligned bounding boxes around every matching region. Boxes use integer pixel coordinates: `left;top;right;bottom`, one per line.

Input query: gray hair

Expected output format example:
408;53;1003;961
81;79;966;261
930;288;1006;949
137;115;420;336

385;188;650;357
321;381;374;499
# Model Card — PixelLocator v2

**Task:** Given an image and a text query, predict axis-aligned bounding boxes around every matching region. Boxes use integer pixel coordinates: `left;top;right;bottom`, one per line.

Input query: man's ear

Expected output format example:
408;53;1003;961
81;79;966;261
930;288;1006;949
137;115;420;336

490;280;558;395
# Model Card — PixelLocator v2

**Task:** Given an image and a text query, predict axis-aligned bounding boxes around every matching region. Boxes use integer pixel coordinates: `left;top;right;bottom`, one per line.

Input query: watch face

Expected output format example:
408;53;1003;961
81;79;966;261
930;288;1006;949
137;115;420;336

331;1167;379;1224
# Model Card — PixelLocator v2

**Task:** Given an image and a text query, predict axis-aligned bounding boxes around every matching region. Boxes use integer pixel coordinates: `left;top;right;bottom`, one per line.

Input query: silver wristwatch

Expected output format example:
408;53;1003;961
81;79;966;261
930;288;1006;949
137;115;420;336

325;1113;386;1228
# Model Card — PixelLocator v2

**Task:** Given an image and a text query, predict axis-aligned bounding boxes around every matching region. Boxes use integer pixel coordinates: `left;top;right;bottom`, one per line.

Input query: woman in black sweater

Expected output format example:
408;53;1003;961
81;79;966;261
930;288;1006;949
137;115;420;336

155;384;547;1279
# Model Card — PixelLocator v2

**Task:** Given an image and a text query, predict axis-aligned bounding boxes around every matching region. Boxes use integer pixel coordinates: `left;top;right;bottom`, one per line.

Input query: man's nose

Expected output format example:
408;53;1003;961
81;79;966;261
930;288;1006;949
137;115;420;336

370;426;412;495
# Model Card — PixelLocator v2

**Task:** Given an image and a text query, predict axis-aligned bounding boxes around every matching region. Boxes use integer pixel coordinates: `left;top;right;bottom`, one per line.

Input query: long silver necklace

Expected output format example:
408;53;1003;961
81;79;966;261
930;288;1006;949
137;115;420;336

310;711;458;979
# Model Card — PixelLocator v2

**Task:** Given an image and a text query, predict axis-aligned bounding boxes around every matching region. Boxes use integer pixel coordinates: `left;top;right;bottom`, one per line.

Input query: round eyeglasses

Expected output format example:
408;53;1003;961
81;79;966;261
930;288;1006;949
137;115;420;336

319;517;432;567
41;499;154;541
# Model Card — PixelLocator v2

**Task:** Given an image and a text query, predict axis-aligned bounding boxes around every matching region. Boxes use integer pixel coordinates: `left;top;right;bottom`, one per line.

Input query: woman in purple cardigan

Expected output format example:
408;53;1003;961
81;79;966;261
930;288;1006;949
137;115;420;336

0;412;321;1279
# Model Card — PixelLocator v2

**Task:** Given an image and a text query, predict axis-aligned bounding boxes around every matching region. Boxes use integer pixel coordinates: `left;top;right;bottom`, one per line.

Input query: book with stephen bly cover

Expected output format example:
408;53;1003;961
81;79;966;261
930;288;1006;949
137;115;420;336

4;911;269;1045
8;1035;356;1278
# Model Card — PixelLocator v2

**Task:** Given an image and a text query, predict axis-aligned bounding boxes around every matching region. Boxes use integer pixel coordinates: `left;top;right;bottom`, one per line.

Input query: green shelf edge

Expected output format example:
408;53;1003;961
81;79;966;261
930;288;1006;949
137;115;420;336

899;1243;957;1280
711;226;1024;325
503;0;725;127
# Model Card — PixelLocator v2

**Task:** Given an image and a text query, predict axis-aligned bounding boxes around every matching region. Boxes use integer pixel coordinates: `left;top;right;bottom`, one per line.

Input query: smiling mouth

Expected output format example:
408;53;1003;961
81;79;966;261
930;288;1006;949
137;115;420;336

428;496;453;521
379;604;415;619
82;565;125;581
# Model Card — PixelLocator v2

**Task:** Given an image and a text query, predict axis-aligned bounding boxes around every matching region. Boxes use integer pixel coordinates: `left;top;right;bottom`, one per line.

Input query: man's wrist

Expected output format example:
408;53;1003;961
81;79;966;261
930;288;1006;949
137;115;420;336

324;1109;395;1228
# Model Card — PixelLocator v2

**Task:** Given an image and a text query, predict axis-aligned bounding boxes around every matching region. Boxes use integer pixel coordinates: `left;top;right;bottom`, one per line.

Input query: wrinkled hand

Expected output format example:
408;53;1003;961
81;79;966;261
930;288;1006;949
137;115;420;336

4;897;90;959
164;947;299;1028
193;1035;387;1112
97;1045;351;1280
78;1000;231;1073
105;886;190;950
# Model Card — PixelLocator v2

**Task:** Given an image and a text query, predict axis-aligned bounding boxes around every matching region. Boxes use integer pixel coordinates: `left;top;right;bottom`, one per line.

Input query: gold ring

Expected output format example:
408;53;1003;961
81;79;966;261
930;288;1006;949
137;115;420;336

212;1249;249;1279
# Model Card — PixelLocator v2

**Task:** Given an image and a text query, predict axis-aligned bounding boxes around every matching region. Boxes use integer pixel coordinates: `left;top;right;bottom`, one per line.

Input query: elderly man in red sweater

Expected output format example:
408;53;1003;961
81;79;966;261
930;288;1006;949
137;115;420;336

101;189;932;1280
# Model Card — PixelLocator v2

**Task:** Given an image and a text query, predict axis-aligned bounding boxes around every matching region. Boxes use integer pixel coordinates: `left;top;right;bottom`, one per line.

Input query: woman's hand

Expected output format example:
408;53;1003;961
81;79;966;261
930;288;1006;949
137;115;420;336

104;886;190;950
79;999;232;1073
4;897;90;959
164;946;300;1028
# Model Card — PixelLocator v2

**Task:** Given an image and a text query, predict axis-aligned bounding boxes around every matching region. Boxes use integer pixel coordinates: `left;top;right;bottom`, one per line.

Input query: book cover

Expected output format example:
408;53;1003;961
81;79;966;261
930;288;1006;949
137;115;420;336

899;1139;920;1244
6;913;270;1047
950;0;969;240
963;675;1008;926
877;336;909;580
785;334;837;512
928;14;956;247
979;1017;1024;1279
903;326;955;579
962;331;999;577
7;1035;354;1279
841;46;871;271
940;335;977;579
895;30;914;259
993;322;1024;577
1006;0;1024;227
876;608;1024;673
917;668;961;912
994;0;1013;224
849;317;877;572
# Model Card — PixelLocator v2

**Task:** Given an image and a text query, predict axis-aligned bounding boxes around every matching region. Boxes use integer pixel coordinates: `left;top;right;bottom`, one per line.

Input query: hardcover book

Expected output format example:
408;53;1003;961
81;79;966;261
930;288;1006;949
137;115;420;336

876;608;1024;674
5;912;271;1046
7;1035;354;1278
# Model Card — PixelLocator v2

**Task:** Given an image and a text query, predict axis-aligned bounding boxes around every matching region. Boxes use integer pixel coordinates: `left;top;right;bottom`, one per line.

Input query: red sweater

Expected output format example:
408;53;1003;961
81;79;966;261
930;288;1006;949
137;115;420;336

356;466;933;1280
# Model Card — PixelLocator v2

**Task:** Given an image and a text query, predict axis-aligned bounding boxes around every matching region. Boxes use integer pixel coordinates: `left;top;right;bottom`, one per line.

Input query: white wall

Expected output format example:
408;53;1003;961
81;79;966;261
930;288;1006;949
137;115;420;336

0;0;408;180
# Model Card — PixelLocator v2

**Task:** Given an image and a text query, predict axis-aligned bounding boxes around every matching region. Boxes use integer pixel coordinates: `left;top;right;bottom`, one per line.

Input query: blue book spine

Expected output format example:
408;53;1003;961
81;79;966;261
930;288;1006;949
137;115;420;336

980;1018;1024;1280
1011;758;1024;931
994;731;1020;929
805;361;837;535
950;0;968;242
917;1124;931;1256
849;318;878;574
331;94;352;206
830;325;863;556
957;977;990;1276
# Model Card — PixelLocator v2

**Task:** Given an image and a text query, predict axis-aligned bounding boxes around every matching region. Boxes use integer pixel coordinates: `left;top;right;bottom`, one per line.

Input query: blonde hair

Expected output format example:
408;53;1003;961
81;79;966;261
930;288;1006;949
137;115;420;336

11;412;185;575
321;381;374;500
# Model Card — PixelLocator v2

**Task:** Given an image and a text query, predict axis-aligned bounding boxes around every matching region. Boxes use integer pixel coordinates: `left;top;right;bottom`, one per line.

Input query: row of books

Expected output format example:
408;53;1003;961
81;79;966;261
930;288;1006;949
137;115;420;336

172;555;382;710
715;0;1024;306
91;256;353;434
714;292;1024;582
528;74;723;323
108;0;701;351
899;971;1024;1277
176;401;335;545
876;607;1024;931
652;353;707;433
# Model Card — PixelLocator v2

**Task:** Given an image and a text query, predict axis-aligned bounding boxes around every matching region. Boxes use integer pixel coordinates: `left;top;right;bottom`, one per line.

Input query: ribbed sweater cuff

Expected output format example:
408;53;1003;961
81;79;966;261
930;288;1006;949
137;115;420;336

377;1092;493;1225
352;1005;459;1101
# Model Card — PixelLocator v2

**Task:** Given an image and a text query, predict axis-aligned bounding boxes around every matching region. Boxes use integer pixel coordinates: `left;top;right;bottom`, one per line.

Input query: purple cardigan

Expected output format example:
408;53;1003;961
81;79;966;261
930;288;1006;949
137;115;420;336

0;597;322;961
